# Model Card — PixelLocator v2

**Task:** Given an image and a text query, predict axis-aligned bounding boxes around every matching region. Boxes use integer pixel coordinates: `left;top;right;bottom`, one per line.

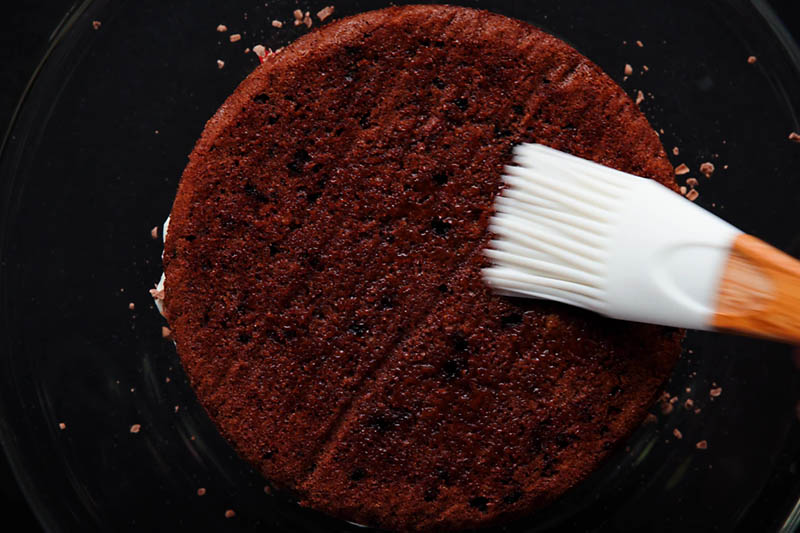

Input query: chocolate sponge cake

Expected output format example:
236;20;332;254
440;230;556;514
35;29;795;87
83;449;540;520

162;5;682;530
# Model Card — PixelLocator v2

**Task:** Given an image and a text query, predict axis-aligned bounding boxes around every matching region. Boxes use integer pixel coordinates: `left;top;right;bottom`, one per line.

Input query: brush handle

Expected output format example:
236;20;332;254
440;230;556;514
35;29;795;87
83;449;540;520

712;234;800;343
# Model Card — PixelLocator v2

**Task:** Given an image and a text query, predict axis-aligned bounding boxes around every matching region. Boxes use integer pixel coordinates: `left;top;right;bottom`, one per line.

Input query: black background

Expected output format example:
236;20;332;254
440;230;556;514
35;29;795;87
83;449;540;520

1;1;799;531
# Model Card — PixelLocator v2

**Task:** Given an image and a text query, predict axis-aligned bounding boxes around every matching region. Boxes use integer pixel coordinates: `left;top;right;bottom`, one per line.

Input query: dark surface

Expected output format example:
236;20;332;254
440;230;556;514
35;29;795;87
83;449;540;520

1;1;799;532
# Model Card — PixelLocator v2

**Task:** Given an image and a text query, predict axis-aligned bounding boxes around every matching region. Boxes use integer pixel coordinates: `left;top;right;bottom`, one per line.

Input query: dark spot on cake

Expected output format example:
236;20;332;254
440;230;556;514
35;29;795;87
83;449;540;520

348;321;369;337
287;149;311;174
503;491;523;505
350;468;366;481
451;333;469;352
437;284;449;293
423;487;439;502
453;97;469;111
307;191;321;204
182;235;196;242
469;497;490;512
368;415;392;432
607;405;623;415
431;217;451;236
268;243;280;255
500;313;523;327
599;425;610;435
442;357;468;378
432;77;446;89
432;171;449;185
379;294;394;309
359;113;371;129
238;333;251;344
511;104;524;115
261;449;275;460
610;385;622;396
253;93;269;104
268;115;279;125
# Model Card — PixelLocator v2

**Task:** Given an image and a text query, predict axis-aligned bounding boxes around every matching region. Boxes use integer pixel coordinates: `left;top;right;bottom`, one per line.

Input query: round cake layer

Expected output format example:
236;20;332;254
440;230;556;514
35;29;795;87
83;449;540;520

163;5;682;530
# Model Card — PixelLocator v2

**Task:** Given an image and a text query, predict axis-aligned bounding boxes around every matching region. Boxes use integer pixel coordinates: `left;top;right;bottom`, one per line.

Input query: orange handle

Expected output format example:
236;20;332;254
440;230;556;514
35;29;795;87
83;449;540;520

712;234;800;344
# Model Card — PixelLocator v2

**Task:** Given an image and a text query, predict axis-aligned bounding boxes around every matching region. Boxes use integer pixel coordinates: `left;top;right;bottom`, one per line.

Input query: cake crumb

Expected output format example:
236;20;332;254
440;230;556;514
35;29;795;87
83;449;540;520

636;40;644;47
747;55;757;64
624;64;633;76
225;509;236;519
128;302;135;310
174;405;180;413
635;90;644;105
92;20;102;30
700;162;715;178
272;20;283;28
150;226;158;239
789;132;800;143
710;386;722;398
660;401;674;415
58;422;66;430
317;6;335;21
149;287;164;300
303;11;312;28
644;413;658;424
165;376;171;383
293;9;304;25
161;326;172;338
686;189;699;202
217;59;225;69
229;33;241;43
696;440;708;450
679;186;687;195
723;164;729;170
129;424;141;434
685;387;691;393
694;408;701;414
674;163;690;175
686;177;699;188
197;487;206;496
669;395;679;405
216;24;228;32
684;398;694;409
643;65;649;71
253;44;267;59
672;147;679;156
264;485;272;494
672;428;683;439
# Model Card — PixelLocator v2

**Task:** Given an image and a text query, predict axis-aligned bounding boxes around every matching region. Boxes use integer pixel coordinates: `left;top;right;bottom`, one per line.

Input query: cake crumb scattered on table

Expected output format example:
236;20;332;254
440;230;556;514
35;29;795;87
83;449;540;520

686;189;699;202
672;428;683;439
624;64;633;76
129;424;141;434
264;485;272;494
217;24;228;32
645;413;658;424
694;408;701;414
197;487;206;496
710;386;722;398
318;6;335;21
303;11;312;28
686;177;698;188
674;163;690;175
162;326;172;338
684;398;694;409
92;20;102;30
150;226;158;239
789;132;800;143
128;302;135;310
59;422;66;430
272;20;283;28
293;9;304;25
642;65;649;72
225;509;236;519
174;405;180;413
149;287;164;300
229;33;241;43
165;376;171;383
679;186;687;195
696;440;708;450
636;40;644;47
660;401;674;415
672;147;679;156
747;55;757;64
700;162;715;178
635;90;644;105
217;59;225;69
253;44;267;58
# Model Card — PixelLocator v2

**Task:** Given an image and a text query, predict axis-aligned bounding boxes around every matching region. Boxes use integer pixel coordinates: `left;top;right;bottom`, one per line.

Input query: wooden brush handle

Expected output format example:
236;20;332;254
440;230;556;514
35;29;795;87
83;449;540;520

712;234;800;343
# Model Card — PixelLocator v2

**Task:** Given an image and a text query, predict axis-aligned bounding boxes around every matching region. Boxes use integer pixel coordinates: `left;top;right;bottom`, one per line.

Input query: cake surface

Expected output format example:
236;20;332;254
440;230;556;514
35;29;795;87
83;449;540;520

163;5;682;530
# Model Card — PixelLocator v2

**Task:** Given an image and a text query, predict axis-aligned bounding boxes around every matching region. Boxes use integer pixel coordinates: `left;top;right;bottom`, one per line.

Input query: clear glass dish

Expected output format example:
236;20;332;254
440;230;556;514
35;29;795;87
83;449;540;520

1;0;798;530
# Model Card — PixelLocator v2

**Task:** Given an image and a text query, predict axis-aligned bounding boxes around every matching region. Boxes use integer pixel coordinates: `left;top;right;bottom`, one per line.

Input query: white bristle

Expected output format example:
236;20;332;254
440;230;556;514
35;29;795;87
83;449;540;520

483;143;742;329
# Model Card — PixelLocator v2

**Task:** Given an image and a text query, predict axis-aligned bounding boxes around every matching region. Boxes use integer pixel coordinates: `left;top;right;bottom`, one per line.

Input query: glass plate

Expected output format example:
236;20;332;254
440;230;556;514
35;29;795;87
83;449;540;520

1;0;799;531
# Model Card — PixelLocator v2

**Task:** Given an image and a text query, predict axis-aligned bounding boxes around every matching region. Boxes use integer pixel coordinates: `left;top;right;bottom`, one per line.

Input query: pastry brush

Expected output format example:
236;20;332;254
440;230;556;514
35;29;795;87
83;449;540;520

483;143;800;343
